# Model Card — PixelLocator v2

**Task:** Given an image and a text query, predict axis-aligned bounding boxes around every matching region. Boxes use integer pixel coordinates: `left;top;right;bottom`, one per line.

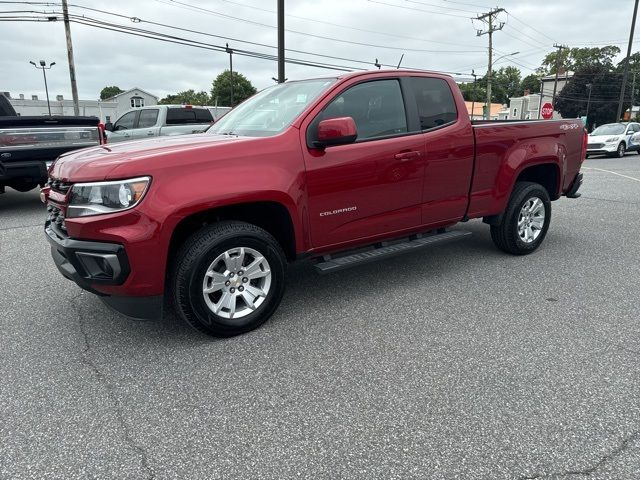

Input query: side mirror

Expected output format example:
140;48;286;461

314;116;357;148
104;122;113;131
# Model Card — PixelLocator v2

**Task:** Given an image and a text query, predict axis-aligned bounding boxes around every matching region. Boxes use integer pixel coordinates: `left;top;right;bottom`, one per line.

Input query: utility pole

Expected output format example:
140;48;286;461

277;0;285;83
471;69;478;120
585;83;593;123
551;43;569;115
474;7;505;120
226;43;234;107
538;78;544;119
61;0;79;116
618;0;640;121
627;72;637;120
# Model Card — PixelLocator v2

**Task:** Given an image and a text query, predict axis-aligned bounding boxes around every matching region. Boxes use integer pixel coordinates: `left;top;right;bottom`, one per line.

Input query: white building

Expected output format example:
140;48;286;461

505;72;574;120
104;88;158;115
5;87;159;123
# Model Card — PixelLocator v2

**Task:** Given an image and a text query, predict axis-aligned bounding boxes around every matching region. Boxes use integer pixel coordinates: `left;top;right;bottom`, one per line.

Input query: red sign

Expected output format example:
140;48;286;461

541;102;554;119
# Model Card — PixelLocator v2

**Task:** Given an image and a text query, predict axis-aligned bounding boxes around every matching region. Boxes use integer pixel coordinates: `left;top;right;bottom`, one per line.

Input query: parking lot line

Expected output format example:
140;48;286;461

584;167;640;183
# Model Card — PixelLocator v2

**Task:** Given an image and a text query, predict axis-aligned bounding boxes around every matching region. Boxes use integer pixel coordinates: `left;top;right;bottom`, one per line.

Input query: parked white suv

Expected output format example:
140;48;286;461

586;122;640;157
105;105;215;143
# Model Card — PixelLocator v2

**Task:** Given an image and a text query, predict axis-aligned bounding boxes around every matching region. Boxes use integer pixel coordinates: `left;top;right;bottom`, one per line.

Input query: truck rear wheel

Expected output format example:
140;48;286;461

490;181;551;255
172;221;286;337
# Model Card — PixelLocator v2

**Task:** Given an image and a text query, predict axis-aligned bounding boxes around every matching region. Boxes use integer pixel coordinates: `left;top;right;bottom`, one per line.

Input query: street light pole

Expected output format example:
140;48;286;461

30;60;56;116
471;69;478;120
585;83;593;131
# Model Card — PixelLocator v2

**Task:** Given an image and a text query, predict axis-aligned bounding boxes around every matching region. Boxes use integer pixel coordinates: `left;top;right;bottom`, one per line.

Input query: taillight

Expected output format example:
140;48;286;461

581;128;588;163
97;122;107;145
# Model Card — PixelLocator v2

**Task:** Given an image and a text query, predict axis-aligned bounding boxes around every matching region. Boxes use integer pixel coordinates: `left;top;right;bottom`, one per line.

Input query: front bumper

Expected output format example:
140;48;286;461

45;224;162;320
587;143;618;154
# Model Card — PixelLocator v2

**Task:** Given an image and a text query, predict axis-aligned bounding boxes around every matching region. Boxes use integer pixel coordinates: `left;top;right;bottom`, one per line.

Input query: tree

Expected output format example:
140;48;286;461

211;70;257;107
491;66;522;104
159;89;211;105
555;65;631;129
520;74;541;95
539;46;621;75
100;86;124;100
458;66;521;105
457;81;486;102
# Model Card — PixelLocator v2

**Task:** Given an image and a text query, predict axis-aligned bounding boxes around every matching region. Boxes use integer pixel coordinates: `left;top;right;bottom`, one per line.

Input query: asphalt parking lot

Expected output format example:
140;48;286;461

1;156;639;479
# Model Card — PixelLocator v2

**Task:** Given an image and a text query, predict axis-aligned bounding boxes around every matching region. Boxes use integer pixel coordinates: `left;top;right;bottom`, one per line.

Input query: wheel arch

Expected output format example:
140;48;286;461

167;200;298;275
483;162;559;226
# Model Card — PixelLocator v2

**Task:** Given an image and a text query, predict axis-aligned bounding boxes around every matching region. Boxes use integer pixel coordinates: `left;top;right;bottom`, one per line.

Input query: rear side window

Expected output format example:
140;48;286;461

409;77;457;131
138;109;159;128
195;109;213;122
322;79;407;140
166;108;212;125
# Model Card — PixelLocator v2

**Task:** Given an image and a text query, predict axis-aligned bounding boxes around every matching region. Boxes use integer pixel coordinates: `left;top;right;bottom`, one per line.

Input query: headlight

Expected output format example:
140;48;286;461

67;176;151;218
605;137;619;143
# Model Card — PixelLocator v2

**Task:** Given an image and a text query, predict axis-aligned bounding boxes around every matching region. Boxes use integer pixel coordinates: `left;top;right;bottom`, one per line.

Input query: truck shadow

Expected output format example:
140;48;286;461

0;189;43;213
79;223;501;345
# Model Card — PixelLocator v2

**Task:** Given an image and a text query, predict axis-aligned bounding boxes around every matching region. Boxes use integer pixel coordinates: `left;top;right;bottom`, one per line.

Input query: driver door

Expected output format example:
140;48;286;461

301;78;425;249
107;110;138;143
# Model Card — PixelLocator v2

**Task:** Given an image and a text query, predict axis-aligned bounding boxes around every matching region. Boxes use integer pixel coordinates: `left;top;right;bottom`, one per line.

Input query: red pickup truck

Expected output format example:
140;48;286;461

43;70;586;337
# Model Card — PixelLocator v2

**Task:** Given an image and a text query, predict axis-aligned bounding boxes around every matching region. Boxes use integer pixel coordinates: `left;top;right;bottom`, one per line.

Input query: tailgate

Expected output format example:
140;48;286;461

0;124;101;162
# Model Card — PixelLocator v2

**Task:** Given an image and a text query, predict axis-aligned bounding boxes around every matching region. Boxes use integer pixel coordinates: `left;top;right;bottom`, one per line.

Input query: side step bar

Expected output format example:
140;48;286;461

314;230;472;274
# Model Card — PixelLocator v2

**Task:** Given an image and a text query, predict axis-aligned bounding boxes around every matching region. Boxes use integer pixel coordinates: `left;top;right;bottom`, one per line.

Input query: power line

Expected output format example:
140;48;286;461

506;11;559;45
166;0;483;48
0;10;472;77
366;0;472;18
157;0;481;53
0;5;470;75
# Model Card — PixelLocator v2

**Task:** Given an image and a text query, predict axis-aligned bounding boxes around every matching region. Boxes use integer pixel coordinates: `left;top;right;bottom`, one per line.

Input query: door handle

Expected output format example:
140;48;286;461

394;151;421;161
147;131;155;136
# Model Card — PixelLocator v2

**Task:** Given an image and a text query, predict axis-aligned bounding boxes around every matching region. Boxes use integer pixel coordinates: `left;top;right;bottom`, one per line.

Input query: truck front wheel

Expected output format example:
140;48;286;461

490;182;551;255
172;221;286;337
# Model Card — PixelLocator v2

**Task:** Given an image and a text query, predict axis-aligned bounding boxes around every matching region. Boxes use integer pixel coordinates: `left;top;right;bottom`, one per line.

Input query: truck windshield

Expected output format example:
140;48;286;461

208;78;336;137
591;124;626;135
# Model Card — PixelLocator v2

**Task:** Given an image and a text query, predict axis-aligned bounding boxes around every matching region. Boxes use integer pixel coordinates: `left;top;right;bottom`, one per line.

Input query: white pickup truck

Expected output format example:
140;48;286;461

105;105;216;143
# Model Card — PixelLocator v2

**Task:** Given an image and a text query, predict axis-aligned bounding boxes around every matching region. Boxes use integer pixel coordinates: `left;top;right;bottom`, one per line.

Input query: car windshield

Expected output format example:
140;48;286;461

591;124;626;135
208;78;337;137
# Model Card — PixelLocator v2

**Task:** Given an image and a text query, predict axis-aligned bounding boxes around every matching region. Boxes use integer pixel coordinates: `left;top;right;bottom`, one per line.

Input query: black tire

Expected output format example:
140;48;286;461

172;221;286;337
490;181;552;255
615;142;626;158
585;154;590;159
9;182;39;192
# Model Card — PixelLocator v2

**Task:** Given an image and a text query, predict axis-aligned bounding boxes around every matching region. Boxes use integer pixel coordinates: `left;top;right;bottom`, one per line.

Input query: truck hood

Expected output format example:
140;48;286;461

51;134;255;181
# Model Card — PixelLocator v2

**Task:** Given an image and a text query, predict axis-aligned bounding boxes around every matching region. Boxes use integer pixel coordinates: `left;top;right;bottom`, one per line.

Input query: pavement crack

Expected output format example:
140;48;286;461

518;430;640;479
69;291;155;479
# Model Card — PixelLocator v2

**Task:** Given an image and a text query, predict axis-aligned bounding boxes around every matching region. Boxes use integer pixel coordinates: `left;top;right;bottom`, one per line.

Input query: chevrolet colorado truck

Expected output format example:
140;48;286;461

0;94;104;194
42;70;586;337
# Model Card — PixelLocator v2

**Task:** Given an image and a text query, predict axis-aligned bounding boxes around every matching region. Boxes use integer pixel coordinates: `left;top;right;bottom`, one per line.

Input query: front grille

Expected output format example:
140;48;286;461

46;204;67;233
47;177;72;195
588;143;604;149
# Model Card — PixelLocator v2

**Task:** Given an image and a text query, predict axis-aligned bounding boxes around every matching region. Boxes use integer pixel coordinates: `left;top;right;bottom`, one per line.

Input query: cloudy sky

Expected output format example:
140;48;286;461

0;0;637;101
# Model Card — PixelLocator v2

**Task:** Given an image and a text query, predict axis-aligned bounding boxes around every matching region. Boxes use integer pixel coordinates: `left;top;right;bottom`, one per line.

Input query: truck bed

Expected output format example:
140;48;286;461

468;117;585;218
